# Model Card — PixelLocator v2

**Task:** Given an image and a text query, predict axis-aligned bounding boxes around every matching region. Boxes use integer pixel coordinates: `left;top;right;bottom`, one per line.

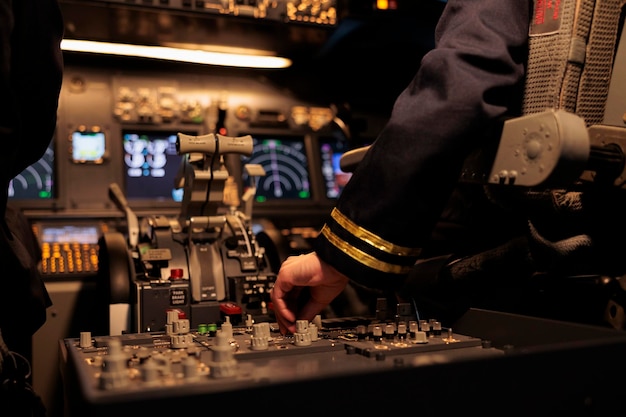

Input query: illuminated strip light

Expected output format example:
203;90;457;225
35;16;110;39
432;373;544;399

60;39;292;69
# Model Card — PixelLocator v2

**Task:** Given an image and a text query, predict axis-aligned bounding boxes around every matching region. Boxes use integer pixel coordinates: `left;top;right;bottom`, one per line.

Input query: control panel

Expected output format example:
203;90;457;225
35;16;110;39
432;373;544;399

61;310;495;415
62;0;340;26
60;308;626;416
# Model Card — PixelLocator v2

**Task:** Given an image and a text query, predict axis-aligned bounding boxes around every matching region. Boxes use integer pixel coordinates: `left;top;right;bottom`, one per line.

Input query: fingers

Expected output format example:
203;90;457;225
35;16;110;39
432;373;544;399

271;254;308;333
270;284;298;333
271;252;338;335
274;297;320;335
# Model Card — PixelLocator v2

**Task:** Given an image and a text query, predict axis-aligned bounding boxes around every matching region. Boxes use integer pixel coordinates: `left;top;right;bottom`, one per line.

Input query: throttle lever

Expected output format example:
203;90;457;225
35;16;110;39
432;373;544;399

109;183;139;248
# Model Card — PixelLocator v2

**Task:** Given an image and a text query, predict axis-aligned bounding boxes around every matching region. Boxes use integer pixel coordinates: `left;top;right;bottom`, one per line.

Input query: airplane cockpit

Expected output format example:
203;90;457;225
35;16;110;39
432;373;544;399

5;0;626;415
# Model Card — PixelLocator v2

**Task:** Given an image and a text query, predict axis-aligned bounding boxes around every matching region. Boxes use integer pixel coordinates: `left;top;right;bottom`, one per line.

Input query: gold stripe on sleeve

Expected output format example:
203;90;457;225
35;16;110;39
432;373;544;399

330;208;421;257
321;224;414;274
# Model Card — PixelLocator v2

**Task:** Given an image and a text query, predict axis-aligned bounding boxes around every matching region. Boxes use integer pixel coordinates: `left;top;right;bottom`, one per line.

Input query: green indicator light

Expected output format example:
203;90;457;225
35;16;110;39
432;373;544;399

197;324;209;334
299;191;310;199
256;196;267;202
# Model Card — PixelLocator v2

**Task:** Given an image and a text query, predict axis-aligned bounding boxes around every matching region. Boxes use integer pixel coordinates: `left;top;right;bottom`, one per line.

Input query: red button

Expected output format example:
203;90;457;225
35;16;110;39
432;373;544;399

220;302;242;315
170;268;184;279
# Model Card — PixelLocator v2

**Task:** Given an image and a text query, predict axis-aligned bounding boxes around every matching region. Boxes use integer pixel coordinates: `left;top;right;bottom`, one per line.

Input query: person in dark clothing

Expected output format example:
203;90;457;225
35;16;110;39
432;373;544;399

271;0;534;335
0;0;63;415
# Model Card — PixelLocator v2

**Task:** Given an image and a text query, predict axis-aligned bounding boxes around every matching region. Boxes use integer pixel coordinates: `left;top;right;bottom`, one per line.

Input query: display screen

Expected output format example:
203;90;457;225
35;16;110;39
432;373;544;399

123;130;186;202
319;137;353;199
40;224;100;244
9;140;55;201
71;131;106;163
241;134;311;202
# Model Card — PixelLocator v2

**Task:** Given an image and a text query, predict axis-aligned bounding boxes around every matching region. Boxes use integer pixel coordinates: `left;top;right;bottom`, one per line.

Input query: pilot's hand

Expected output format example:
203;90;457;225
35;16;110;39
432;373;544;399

270;252;349;335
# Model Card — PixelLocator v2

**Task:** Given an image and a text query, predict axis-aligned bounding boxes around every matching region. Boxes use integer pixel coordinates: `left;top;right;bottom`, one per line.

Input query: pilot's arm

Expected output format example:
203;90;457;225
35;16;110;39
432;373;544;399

313;0;533;290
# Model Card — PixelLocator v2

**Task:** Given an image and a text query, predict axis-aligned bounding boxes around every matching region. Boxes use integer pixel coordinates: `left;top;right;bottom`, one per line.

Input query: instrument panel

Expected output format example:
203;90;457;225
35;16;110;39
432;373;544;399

11;64;370;220
9;62;376;287
61;0;340;26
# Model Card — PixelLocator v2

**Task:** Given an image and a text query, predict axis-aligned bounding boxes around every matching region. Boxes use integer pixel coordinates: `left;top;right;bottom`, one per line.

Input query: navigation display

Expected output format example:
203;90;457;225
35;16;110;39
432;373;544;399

241;134;311;202
9;141;55;201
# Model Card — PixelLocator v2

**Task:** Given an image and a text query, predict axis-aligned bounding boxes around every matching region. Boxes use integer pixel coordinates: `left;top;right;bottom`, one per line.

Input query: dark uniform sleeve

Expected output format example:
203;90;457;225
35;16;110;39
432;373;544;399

314;0;532;290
